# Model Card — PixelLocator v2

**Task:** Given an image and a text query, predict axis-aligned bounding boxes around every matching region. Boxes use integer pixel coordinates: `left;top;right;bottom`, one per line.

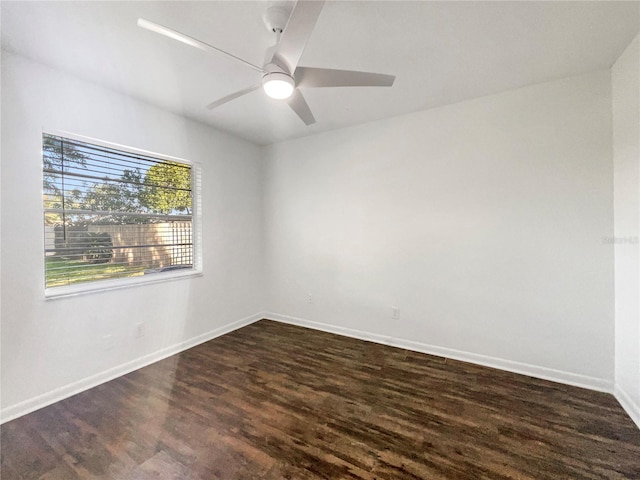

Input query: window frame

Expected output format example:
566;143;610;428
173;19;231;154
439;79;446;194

43;129;203;299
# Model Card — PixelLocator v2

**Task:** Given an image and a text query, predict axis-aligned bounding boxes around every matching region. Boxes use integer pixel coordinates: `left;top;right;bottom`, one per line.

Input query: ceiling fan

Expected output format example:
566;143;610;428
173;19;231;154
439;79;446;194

138;0;395;125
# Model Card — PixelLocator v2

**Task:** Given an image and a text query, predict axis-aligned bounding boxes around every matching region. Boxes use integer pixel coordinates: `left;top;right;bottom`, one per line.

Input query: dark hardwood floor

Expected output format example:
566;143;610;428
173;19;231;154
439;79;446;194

2;319;639;479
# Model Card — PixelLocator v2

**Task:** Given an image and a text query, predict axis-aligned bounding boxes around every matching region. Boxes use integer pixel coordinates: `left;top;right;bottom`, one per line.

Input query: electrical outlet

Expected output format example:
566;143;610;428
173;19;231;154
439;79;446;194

307;293;314;304
391;306;400;320
102;334;114;351
135;322;145;338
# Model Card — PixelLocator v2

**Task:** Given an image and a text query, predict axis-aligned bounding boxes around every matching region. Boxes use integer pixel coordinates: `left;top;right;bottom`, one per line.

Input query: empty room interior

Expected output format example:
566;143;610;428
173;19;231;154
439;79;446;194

2;0;640;478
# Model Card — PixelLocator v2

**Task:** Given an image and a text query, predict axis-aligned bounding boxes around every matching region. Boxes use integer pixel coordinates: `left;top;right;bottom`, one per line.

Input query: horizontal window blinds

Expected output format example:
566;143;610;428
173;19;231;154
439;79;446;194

43;133;194;289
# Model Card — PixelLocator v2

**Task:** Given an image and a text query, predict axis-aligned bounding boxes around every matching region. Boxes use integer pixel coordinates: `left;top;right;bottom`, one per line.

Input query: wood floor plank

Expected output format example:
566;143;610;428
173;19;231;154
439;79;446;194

2;320;639;479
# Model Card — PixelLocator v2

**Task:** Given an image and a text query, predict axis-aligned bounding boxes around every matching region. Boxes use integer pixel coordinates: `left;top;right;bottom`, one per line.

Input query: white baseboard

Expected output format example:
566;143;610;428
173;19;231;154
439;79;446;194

2;311;623;426
614;384;640;430
264;312;614;394
0;312;265;424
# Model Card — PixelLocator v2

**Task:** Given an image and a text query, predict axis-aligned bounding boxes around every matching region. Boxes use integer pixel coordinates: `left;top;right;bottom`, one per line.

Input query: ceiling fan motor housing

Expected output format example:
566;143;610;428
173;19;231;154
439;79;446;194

262;69;295;99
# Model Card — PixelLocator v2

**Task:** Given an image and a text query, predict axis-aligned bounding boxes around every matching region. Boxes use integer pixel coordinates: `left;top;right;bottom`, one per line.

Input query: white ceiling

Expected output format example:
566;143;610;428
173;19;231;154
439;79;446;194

2;1;638;145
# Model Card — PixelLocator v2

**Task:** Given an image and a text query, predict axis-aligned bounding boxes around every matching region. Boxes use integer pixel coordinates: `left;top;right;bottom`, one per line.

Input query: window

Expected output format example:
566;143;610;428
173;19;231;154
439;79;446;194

43;132;200;295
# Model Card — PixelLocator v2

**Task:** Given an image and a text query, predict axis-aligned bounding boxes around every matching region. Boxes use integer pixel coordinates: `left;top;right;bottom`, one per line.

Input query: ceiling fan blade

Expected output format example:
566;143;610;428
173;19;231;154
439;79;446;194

295;67;396;88
271;0;325;75
206;85;262;110
138;18;264;73
287;89;316;125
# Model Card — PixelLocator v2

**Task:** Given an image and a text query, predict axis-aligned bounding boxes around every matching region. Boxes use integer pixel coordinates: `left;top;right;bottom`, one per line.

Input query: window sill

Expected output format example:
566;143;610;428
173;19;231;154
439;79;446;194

44;268;203;300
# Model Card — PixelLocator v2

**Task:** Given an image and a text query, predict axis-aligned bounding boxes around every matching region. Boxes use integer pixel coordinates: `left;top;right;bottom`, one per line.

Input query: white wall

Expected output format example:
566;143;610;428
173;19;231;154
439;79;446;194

0;53;266;421
264;70;615;390
2;46;633;426
613;34;640;428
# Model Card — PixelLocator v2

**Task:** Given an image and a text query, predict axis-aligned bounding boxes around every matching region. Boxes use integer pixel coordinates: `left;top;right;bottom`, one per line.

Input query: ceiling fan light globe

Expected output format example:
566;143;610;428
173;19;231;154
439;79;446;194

262;72;295;99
